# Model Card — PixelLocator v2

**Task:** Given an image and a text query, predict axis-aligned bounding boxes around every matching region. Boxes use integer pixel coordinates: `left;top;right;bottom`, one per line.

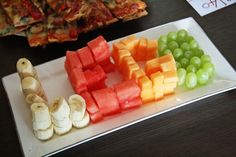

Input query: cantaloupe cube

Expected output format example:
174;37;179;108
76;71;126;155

163;70;178;83
125;63;140;80
138;76;153;90
140;89;155;103
151;72;164;100
120;56;136;74
146;39;158;60
135;37;147;61
159;53;175;64
153;84;164;100
160;61;176;72
164;82;177;95
117;49;131;69
120;35;139;56
150;71;164;86
132;69;146;83
112;42;127;64
145;58;161;77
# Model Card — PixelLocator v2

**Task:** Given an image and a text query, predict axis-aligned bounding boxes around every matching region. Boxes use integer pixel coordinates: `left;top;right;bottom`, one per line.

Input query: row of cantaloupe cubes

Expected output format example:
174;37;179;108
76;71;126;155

112;35;178;103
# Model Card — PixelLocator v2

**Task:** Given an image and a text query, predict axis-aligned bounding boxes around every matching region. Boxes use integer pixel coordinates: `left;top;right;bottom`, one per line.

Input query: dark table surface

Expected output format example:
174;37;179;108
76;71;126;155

1;0;236;156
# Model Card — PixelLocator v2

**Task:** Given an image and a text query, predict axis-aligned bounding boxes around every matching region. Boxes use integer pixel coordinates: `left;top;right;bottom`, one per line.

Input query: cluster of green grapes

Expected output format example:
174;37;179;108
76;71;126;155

158;29;215;89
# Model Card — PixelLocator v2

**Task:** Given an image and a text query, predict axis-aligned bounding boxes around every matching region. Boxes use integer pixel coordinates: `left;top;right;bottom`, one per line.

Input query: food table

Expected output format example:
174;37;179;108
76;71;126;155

0;0;235;156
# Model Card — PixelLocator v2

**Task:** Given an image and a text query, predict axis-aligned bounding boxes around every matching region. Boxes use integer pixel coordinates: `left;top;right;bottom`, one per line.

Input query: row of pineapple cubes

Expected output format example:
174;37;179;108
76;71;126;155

112;35;178;103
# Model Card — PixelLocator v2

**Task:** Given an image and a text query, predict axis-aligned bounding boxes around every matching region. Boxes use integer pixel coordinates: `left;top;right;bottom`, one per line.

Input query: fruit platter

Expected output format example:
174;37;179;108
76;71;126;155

2;17;236;157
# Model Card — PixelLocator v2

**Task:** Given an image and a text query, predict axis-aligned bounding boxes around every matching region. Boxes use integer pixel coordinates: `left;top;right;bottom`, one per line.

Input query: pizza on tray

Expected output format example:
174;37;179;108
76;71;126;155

78;0;118;33
0;0;148;47
0;0;44;27
103;0;148;21
46;0;89;22
0;7;28;37
47;12;78;43
27;22;48;47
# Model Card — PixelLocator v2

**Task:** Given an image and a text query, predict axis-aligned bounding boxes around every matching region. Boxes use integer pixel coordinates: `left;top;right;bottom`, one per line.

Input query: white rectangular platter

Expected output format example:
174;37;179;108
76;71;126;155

2;17;236;157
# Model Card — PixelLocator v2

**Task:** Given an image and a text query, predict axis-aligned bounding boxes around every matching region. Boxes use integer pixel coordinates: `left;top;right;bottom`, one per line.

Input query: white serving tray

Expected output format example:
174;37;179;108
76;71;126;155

2;17;236;157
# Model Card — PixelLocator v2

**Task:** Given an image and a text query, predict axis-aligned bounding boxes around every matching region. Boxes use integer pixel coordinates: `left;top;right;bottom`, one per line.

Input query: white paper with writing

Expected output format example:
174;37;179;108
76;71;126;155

187;0;236;16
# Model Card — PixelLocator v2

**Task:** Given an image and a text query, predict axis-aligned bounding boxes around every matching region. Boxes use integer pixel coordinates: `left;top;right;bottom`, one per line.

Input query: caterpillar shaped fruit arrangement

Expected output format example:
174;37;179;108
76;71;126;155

16;29;215;141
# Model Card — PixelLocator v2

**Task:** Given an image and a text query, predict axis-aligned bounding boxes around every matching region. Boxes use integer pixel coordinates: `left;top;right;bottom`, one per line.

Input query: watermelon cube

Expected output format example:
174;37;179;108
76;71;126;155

77;46;95;70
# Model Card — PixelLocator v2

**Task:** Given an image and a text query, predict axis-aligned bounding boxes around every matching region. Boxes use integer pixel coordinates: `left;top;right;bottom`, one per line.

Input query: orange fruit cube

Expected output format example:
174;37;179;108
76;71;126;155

146;39;158;60
153;84;164;100
120;35;139;56
140;89;155;103
150;71;164;86
125;63;140;80
163;70;178;83
164;82;177;95
159;53;175;64
145;58;161;77
120;56;136;74
138;76;153;90
117;49;131;69
135;37;147;61
160;61;176;72
112;42;127;63
132;69;146;83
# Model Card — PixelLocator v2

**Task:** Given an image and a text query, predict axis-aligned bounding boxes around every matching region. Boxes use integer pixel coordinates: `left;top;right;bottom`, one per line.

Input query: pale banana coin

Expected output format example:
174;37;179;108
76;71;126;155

21;76;41;96
16;58;36;79
54;120;72;135
51;117;72;128
25;93;46;105
69;94;86;122
34;124;54;141
72;112;90;129
50;97;70;121
31;102;51;130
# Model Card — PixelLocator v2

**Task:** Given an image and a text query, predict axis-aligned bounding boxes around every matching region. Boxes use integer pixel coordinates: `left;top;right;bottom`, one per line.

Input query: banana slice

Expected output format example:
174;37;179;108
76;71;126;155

50;97;70;121
31;102;51;130
16;58;36;79
72;112;90;129
21;76;41;96
68;94;86;122
25;93;46;105
51;117;71;128
34;124;54;141
54;120;72;135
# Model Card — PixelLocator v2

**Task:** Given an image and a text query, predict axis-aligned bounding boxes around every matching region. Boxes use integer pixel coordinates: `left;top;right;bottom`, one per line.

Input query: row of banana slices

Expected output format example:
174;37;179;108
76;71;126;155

16;58;89;140
32;95;89;140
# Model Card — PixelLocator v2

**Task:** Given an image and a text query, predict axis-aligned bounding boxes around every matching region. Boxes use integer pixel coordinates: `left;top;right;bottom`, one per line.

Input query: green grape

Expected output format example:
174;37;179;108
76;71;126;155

168;41;179;51
187;35;194;42
196;69;209;85
177;29;188;44
190;56;201;68
180;42;191;51
203;62;215;77
186;64;197;73
180;57;189;68
177;29;188;38
167;31;177;42
184;50;194;59
201;54;211;65
159;35;168;44
162;49;172;56
193;48;204;57
176;61;181;69
189;40;199;49
173;48;183;61
177;68;187;86
158;42;167;53
185;72;197;89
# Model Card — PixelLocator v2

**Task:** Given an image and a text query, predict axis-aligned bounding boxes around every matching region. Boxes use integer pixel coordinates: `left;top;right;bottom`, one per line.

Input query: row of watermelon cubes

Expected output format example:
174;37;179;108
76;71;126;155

64;36;142;123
